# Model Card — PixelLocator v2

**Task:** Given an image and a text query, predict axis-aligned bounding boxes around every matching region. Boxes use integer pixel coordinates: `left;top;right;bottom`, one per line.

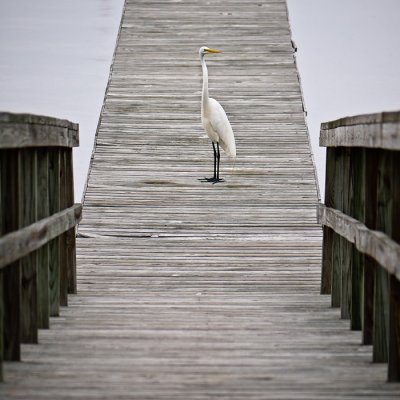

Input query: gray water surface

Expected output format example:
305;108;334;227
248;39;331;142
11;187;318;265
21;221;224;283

0;0;124;200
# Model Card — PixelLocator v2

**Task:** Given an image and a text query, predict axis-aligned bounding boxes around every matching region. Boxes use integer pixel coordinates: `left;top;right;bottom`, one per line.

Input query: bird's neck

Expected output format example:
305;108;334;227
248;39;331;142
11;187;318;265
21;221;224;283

201;54;209;113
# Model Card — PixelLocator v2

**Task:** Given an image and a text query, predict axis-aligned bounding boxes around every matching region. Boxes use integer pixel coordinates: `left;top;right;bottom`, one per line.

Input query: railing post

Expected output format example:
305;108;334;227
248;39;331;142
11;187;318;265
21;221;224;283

66;147;77;295
18;149;39;344
1;149;21;360
48;149;61;317
389;275;400;381
363;148;378;345
388;150;400;381
340;147;352;320
0;271;3;382
321;147;335;294
0;112;81;382
319;111;400;381
349;148;365;331
59;150;68;307
0;158;3;381
331;147;342;308
59;146;77;299
373;149;391;362
37;149;50;329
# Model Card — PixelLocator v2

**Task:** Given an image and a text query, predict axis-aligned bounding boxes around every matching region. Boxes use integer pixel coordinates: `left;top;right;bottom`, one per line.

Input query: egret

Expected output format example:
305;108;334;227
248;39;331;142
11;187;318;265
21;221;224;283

199;46;236;183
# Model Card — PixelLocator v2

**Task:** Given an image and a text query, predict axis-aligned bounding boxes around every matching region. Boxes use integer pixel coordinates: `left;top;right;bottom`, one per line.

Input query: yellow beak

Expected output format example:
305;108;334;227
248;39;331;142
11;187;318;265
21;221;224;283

206;47;222;53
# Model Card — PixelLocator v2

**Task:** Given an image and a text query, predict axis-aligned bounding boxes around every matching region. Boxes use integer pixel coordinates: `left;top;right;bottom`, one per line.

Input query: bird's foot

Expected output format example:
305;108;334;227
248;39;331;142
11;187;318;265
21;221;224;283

199;177;217;182
199;177;225;184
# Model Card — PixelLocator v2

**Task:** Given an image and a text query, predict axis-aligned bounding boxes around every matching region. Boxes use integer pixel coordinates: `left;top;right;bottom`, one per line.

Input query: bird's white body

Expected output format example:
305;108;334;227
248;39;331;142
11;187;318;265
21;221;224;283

202;98;236;157
200;47;236;158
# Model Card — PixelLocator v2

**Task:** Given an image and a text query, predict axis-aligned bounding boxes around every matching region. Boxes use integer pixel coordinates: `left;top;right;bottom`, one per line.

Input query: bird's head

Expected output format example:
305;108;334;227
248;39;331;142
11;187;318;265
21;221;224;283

199;46;222;57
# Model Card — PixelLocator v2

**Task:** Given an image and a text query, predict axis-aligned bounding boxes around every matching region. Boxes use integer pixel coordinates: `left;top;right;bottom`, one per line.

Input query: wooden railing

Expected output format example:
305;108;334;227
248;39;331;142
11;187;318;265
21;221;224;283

318;111;400;382
0;112;82;381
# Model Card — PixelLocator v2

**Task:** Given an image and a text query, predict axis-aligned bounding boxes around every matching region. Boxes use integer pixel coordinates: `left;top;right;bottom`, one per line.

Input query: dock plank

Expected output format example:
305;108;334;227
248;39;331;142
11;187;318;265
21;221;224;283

1;0;400;398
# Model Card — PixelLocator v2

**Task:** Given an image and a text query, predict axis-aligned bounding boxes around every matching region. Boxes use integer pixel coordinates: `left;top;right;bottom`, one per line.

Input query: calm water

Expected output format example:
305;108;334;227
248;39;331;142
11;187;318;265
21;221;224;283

0;0;124;201
1;1;399;201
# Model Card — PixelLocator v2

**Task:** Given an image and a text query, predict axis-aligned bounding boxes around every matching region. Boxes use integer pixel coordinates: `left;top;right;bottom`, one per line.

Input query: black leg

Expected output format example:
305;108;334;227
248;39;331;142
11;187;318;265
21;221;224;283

213;142;224;183
200;142;218;182
213;142;217;179
216;142;220;180
200;142;224;183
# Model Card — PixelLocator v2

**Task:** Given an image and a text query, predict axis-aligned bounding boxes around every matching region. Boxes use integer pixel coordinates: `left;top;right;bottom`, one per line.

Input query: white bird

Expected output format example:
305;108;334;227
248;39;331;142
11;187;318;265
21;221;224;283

199;46;236;183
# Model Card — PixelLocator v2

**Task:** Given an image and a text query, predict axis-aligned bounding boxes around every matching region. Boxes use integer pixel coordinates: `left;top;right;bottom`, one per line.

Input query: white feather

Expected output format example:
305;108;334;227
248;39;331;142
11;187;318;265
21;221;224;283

199;46;236;159
202;98;236;157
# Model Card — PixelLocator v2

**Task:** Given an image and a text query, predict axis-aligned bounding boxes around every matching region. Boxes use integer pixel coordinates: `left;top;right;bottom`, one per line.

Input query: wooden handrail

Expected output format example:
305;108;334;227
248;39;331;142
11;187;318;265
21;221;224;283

319;110;400;382
0;204;82;269
317;204;400;280
320;110;400;149
0;112;79;148
321;110;400;130
0;112;81;382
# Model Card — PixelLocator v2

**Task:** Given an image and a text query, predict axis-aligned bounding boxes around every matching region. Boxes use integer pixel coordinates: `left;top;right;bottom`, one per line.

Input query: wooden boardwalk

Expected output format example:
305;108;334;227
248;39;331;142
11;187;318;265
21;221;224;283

1;0;400;398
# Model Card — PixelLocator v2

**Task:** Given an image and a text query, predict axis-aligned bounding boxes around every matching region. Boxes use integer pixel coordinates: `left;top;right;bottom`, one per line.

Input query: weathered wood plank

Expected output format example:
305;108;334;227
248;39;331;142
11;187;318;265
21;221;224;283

373;150;392;362
340;148;351;319
0;204;82;270
0;112;78;149
317;204;400;280
0;149;21;360
321;110;400;129
2;263;20;361
320;147;334;294
320;111;400;149
388;147;400;381
36;149;50;329
0;154;2;380
389;275;400;381
363;149;379;345
65;149;77;294
18;149;38;344
1;0;399;398
0;117;80;380
349;148;365;331
331;148;342;308
59;150;68;307
48;149;61;317
0;271;3;381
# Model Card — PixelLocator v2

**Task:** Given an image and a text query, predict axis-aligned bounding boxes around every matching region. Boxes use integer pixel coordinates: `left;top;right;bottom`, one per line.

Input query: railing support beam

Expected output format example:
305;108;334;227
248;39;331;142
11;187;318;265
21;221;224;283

0;112;80;382
319;110;400;382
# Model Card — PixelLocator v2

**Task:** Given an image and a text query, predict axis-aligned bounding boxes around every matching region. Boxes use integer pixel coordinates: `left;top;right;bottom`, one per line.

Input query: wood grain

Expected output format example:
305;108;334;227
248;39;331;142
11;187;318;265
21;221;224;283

0;204;82;270
1;0;399;398
0;113;78;149
18;149;38;344
0;150;21;360
318;204;400;280
320;111;400;149
350;148;365;331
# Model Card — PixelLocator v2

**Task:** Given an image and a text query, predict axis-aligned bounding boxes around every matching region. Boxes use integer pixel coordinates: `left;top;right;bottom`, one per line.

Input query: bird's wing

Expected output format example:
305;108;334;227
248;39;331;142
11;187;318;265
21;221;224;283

208;98;236;157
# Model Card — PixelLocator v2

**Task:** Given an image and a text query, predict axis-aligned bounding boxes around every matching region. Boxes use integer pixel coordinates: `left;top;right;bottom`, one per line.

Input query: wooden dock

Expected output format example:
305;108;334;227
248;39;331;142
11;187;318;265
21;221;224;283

1;0;400;398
